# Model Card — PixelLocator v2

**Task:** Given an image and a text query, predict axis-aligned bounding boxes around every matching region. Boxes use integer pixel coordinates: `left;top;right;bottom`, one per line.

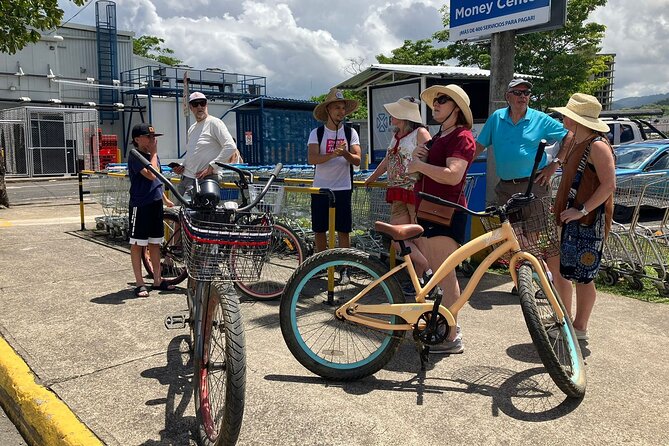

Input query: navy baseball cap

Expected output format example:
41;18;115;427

131;123;163;138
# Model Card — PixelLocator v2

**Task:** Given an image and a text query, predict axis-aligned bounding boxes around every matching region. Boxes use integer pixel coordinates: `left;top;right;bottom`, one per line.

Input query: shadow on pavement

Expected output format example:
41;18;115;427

265;363;581;422
140;334;195;446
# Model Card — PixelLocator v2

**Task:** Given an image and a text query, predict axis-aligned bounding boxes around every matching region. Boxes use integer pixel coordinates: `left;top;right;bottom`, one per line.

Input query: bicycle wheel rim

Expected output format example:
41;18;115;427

518;263;586;395
236;224;304;299
287;259;398;371
198;289;229;441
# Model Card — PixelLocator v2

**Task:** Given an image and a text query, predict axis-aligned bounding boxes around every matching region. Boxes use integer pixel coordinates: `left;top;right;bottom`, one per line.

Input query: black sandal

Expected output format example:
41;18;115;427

152;280;176;291
134;285;150;297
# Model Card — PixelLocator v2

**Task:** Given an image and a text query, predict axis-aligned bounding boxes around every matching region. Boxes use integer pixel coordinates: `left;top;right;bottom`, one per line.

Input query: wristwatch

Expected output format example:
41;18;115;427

579;204;589;216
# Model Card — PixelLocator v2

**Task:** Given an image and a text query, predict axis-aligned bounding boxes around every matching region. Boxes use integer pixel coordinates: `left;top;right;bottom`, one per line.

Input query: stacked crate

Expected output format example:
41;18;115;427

99;134;119;170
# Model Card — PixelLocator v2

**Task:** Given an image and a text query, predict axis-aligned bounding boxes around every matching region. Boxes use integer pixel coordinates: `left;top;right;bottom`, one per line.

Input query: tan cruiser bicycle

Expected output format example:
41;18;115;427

279;141;586;398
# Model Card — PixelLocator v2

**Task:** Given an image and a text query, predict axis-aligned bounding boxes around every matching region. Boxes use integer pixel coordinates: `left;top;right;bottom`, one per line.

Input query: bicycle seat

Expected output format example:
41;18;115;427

374;221;423;241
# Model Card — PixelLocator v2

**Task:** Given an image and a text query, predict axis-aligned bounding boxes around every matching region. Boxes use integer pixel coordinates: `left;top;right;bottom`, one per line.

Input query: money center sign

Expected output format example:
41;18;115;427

450;0;552;42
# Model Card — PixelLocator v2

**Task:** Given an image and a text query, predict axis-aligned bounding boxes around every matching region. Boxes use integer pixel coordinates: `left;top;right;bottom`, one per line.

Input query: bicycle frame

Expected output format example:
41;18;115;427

335;219;565;331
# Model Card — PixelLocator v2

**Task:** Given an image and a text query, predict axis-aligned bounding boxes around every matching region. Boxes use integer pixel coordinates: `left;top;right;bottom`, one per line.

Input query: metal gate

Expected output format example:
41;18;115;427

0;107;99;177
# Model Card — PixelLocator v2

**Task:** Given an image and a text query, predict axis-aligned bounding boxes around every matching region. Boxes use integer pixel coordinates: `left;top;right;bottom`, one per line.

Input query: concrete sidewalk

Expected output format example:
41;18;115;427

0;202;668;445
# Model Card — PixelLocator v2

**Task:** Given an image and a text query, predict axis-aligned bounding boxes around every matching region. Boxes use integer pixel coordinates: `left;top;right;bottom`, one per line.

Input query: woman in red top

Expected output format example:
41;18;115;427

408;84;477;354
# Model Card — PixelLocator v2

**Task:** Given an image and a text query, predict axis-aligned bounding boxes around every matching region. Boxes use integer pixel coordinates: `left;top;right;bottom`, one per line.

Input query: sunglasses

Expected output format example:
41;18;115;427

509;90;532;97
434;95;452;105
190;100;207;108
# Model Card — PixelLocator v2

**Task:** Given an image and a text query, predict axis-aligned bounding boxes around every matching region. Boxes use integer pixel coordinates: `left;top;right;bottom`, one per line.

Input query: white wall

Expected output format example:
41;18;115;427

123;97;236;161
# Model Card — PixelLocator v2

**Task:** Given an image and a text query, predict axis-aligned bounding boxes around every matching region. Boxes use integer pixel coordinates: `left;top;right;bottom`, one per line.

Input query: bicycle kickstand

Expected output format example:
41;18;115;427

417;342;430;371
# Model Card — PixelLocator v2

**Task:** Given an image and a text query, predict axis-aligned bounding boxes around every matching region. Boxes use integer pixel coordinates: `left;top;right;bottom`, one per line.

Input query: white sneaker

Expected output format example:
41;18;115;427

431;326;464;354
338;267;351;285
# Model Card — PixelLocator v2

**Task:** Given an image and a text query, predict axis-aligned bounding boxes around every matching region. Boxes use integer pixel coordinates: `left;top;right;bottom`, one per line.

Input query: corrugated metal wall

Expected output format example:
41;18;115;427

236;108;318;166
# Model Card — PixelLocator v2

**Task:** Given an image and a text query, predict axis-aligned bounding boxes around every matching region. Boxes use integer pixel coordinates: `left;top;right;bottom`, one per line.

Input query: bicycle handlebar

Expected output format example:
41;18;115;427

129;149;190;207
128;148;283;212
236;163;283;213
525;139;547;197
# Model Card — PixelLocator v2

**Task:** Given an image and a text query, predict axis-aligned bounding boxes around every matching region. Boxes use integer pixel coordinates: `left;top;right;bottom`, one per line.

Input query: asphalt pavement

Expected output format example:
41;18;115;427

0;198;668;445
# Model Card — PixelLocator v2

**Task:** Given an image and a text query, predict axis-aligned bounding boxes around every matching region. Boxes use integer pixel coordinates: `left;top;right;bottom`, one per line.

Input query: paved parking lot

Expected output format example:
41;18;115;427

0;200;668;445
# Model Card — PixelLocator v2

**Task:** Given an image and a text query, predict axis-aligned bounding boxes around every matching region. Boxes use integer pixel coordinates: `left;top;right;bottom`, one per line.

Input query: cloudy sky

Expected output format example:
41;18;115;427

57;0;668;101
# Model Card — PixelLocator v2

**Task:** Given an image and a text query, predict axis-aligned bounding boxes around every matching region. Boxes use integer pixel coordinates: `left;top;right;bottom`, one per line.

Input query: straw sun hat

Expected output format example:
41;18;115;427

549;93;609;133
383;97;423;124
313;87;359;122
420;84;473;129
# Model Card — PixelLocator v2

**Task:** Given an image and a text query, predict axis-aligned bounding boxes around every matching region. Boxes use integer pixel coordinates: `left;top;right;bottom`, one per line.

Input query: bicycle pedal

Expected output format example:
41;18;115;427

164;314;188;330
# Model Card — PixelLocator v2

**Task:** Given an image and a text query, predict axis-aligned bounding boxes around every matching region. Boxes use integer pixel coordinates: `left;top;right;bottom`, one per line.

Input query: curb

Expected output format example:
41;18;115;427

5;176;79;184
0;337;103;446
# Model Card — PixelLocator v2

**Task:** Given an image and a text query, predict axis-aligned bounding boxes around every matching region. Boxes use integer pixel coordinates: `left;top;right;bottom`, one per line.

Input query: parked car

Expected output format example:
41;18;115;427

615;139;669;176
613;139;669;221
601;114;667;146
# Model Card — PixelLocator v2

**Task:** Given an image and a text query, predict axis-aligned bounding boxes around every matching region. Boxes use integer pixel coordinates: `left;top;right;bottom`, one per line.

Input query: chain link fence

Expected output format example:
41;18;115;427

0;107;99;177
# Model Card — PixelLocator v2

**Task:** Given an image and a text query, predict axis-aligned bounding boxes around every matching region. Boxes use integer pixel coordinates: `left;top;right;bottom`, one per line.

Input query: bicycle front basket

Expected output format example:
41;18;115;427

181;209;273;281
507;196;560;259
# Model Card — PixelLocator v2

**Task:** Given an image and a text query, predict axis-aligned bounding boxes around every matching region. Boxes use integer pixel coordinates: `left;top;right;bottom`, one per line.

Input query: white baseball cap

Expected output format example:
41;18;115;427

189;92;207;103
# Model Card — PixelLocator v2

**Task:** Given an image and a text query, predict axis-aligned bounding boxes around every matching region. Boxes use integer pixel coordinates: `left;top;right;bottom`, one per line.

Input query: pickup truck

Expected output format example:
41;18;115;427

600;116;667;146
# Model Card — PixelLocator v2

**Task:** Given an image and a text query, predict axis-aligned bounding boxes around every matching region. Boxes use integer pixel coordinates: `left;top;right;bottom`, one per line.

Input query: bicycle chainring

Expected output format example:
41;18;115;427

413;311;449;345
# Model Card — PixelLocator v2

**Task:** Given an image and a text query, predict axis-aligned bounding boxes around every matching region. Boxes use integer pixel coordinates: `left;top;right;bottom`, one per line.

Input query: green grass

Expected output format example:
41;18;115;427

484;263;669;304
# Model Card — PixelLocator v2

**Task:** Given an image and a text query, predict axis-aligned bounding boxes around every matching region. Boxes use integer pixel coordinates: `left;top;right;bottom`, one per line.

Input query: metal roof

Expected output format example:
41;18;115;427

233;96;317;111
336;64;534;90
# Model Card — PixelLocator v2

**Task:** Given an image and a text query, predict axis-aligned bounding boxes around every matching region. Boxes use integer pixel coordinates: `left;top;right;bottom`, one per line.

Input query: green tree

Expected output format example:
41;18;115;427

0;0;85;54
376;39;450;65
433;0;610;110
133;35;182;66
310;90;368;120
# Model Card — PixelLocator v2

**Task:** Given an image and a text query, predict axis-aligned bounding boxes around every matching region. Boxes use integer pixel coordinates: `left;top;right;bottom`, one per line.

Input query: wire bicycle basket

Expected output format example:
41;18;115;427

481;196;560;261
181;209;274;281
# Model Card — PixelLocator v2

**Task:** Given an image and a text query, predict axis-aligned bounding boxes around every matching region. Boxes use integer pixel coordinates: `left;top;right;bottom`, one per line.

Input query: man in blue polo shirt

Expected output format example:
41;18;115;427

476;79;572;204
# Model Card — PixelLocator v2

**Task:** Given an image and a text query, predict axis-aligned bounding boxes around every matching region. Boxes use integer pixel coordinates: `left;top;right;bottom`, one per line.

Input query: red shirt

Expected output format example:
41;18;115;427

415;126;476;207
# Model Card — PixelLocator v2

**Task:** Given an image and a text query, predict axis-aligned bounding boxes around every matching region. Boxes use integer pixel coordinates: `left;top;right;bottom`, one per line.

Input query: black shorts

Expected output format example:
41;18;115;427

129;200;164;246
311;189;353;233
418;211;468;245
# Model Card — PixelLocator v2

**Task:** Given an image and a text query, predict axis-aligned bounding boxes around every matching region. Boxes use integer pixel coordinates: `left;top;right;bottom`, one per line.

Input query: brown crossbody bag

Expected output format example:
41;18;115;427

416;176;463;227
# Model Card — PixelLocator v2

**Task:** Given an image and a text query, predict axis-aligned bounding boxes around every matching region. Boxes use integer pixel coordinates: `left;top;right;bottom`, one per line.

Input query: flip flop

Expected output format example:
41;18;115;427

152;280;176;291
134;285;150;297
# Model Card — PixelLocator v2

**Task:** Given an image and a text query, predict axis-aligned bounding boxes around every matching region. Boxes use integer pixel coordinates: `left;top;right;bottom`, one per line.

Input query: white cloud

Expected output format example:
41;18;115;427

58;0;445;99
591;0;669;100
57;0;669;101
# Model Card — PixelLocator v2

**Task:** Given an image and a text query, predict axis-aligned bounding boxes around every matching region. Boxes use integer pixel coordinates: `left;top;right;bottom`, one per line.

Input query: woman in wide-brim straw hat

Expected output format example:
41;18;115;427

365;96;432;285
548;92;616;341
406;84;477;354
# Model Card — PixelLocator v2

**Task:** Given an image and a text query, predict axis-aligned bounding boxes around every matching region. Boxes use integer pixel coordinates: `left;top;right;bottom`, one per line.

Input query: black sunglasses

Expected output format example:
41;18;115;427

434;95;452;105
190;100;207;107
509;90;531;97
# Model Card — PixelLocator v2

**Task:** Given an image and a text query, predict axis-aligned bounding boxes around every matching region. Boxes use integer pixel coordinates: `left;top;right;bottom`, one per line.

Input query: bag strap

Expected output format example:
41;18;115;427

567;136;604;209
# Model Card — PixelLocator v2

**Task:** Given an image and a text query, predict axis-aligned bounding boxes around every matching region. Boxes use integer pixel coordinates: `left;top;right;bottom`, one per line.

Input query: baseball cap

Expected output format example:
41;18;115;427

189;92;207;103
131;123;163;139
507;78;533;90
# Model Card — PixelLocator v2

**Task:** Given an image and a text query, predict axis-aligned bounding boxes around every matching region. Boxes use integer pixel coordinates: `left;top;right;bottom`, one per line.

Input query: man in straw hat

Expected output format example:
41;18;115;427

308;88;361;281
475;78;573;205
547;93;616;341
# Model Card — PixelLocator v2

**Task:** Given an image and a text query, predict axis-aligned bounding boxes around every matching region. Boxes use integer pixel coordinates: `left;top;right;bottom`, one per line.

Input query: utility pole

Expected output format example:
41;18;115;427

485;30;516;205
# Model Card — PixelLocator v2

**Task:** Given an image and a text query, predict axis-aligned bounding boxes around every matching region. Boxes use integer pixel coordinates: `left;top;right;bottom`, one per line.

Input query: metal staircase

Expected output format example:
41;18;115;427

96;1;119;122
